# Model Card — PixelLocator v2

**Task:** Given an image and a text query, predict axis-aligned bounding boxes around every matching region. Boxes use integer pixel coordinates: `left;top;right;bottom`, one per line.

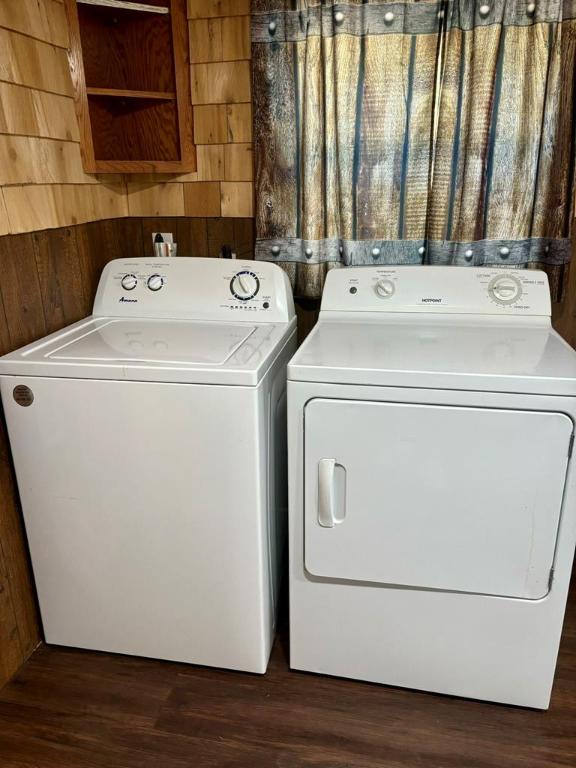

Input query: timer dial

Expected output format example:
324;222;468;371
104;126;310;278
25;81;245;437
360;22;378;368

147;274;164;292
121;274;137;291
488;274;522;305
375;278;395;298
230;271;260;301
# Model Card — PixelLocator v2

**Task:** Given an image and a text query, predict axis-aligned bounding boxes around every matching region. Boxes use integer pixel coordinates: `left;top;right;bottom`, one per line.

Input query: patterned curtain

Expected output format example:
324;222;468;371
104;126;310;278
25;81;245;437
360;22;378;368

252;0;576;300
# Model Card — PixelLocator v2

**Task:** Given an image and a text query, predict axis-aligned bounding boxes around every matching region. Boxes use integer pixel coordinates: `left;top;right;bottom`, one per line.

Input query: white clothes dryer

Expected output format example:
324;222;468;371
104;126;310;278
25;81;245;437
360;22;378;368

0;257;296;674
288;266;576;707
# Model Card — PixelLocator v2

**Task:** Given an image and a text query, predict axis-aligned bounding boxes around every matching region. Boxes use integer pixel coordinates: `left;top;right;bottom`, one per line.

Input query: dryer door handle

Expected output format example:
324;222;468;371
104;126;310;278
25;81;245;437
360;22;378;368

318;458;336;528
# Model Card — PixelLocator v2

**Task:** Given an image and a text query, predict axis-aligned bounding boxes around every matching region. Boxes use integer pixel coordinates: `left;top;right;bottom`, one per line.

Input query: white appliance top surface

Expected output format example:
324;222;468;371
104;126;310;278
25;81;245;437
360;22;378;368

289;317;576;394
289;267;576;395
47;319;255;366
0;316;294;385
0;257;296;385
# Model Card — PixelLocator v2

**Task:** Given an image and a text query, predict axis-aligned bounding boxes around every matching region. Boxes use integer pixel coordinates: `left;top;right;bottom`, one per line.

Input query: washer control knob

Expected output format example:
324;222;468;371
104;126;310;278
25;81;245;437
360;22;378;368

488;274;522;305
231;271;260;301
121;273;137;291
147;274;164;292
375;278;395;298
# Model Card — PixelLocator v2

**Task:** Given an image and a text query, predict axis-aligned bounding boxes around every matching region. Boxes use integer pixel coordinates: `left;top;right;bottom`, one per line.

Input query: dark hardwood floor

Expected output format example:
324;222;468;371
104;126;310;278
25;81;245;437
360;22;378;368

0;586;575;768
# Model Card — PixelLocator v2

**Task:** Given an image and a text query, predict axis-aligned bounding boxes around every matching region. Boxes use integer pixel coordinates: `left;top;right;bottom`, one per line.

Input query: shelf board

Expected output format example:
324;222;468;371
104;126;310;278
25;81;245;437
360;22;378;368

77;0;169;13
87;87;176;100
92;158;195;173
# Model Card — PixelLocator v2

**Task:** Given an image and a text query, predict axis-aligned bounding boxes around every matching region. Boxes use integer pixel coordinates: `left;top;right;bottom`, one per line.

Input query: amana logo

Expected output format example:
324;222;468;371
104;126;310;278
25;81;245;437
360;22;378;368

119;296;138;303
421;297;442;303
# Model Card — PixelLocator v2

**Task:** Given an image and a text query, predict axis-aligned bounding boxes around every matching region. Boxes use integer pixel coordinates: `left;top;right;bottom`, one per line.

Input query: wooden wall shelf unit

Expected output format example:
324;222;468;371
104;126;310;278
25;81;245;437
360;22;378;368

65;0;195;173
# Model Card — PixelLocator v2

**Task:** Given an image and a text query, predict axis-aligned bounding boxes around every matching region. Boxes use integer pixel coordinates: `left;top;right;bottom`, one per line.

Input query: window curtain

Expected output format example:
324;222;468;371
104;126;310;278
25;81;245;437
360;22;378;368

252;1;576;300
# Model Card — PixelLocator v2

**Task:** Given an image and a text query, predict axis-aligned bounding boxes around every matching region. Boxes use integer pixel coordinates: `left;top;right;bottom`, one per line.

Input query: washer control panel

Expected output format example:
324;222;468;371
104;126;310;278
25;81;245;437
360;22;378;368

93;258;295;322
321;266;551;316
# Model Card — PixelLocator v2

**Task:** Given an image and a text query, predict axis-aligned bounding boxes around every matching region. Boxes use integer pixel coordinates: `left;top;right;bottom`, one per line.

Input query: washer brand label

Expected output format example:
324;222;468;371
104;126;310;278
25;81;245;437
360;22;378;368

421;297;443;303
13;385;34;407
119;296;138;303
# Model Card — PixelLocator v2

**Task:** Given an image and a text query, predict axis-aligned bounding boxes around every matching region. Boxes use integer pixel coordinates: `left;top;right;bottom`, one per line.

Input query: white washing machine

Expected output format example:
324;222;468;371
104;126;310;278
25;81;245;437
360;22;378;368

0;257;296;674
288;266;576;708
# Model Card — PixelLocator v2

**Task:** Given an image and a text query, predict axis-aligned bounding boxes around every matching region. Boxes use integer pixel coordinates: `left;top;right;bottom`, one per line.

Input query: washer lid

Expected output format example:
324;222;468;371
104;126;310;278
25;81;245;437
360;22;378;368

47;319;255;366
0;315;296;386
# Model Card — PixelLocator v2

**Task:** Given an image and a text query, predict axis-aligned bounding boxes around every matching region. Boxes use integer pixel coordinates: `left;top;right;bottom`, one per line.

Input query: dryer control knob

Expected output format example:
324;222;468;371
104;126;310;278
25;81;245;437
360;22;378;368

375;279;395;298
147;274;164;292
121;273;137;291
231;271;260;301
488;274;522;305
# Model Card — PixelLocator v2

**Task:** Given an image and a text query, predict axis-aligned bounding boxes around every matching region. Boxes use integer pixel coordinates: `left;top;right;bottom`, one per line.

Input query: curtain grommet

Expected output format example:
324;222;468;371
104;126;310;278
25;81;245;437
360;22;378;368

479;4;491;17
464;249;474;261
384;11;395;24
499;246;510;258
271;245;280;256
334;10;345;25
268;20;277;35
371;247;381;257
526;2;536;15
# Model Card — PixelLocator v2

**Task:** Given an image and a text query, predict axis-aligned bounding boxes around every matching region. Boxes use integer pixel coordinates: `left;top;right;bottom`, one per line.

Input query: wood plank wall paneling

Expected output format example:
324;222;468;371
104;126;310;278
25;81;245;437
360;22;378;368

0;450;36;686
0;192;9;236
33;227;90;333
127;0;254;219
0;215;254;689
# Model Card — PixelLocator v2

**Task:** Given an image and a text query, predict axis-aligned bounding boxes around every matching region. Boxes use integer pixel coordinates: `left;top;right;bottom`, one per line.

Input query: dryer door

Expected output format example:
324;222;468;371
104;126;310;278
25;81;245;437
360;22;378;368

303;399;572;599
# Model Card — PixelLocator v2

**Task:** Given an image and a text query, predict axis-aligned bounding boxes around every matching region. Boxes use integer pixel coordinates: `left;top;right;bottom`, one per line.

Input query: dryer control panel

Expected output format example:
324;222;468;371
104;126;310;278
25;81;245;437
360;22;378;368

93;258;295;322
320;266;551;316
